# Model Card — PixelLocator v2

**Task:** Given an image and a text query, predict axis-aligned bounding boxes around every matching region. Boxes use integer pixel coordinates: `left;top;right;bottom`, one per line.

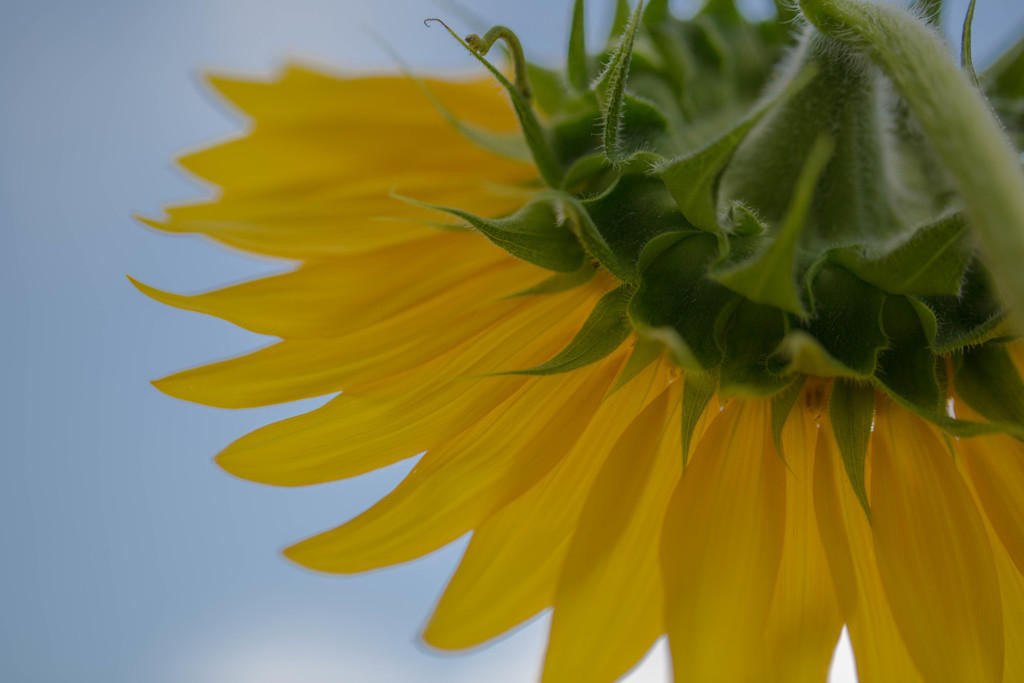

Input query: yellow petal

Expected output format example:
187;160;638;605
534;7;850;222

216;280;607;484
423;357;673;650
543;382;683;683
206;67;519;131
661;399;788;682
958;447;1024;683
131;232;521;338
284;351;626;573
957;429;1024;578
813;414;923;683
759;401;843;682
995;540;1024;682
151;257;548;408
871;400;1004;683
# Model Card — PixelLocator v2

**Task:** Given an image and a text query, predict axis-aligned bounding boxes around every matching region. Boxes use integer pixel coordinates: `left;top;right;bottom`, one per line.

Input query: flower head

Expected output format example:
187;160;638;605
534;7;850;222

137;0;1024;680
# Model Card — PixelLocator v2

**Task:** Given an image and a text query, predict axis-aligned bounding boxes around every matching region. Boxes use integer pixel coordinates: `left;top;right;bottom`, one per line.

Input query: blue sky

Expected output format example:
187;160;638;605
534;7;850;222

2;1;1022;681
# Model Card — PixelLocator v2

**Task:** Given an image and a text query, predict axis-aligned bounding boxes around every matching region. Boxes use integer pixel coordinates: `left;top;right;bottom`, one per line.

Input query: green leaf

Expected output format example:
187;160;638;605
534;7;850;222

719;299;790;395
596;0;644;163
954;342;1024;428
658;62;818;233
830;212;970;296
629;232;739;370
398;197;585;272
609;337;663;393
427;19;564;187
505;262;597;298
920;262;1006;354
512;285;632;375
569;0;589;91
829;378;875;520
712;135;834;315
875;295;942;411
681;370;718;467
771;374;808;462
961;0;980;88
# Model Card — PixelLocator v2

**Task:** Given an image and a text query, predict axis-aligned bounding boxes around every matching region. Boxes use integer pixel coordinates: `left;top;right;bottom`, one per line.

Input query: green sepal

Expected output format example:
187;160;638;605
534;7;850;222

797;263;887;377
643;0;668;25
629;232;738;370
961;0;980;87
875;295;942;412
719;299;790;396
828;378;874;520
568;0;589;91
658;61;818;233
658;109;766;233
919;262;1006;354
725;202;767;236
557;193;634;282
504;262;597;298
982;32;1024;100
875;382;1024;440
397;197;585;273
561;152;611;191
511;285;632;375
953;342;1024;428
681;370;718;468
611;0;632;40
580;173;693;280
609;337;663;394
596;0;644;163
712;135;834;315
428;19;564;187
526;63;571;116
771;331;868;378
698;0;742;23
362;41;532;162
771;374;808;462
830;212;970;296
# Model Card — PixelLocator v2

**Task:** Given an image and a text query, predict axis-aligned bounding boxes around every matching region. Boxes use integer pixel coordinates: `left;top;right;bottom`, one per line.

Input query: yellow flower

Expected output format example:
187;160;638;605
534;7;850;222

136;0;1024;680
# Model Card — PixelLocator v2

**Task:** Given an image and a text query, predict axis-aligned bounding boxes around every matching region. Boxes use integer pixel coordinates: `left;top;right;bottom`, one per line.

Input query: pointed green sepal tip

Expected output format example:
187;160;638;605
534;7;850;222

596;0;644;164
771;375;808;464
425;18;563;187
392;194;586;273
608;338;663;395
509;284;633;375
953;342;1024;429
828;378;874;521
681;370;717;468
568;0;589;91
658;62;820;234
712;134;834;316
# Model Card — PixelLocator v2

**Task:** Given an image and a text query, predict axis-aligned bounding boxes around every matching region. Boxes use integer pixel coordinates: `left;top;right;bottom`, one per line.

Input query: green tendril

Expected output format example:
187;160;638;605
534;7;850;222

464;25;532;100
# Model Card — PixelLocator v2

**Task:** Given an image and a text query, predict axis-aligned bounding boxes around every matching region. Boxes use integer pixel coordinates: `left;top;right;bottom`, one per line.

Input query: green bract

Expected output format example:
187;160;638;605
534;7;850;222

428;0;1024;491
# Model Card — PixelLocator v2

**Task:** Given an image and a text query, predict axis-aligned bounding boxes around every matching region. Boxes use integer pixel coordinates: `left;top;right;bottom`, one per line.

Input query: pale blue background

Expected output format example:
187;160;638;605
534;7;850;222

2;1;1021;681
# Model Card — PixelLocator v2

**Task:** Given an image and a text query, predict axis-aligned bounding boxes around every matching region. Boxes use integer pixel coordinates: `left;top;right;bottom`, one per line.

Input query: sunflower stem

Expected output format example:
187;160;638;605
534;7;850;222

798;0;1024;326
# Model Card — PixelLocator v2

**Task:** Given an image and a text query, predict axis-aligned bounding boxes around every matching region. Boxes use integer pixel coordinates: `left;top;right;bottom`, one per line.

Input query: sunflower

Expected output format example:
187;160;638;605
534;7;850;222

136;0;1024;680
